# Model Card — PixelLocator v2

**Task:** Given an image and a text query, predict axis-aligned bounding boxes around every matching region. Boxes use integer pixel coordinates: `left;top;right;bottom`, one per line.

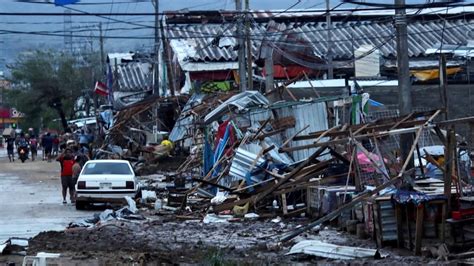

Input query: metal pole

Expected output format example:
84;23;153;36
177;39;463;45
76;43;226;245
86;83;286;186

326;0;333;79
440;53;448;120
236;0;247;91
153;0;160;96
99;23;104;75
395;0;414;171
245;0;253;90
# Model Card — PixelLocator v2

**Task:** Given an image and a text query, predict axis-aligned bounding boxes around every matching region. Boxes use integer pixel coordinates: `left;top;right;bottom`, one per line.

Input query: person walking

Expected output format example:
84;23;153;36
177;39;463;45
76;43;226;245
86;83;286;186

72;156;82;202
42;133;53;162
56;148;75;204
6;135;15;162
30;135;38;161
52;134;60;156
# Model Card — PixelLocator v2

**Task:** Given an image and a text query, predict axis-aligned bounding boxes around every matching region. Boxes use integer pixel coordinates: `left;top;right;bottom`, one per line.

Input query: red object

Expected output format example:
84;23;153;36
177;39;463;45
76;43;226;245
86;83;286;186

61;159;74;176
452;208;474;220
0;108;11;118
262;65;316;79
94;81;109;96
215;120;235;147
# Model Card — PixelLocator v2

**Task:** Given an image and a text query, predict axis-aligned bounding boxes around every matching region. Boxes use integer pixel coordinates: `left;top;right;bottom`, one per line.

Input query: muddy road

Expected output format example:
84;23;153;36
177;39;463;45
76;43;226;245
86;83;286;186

0;149;440;264
0;149;89;243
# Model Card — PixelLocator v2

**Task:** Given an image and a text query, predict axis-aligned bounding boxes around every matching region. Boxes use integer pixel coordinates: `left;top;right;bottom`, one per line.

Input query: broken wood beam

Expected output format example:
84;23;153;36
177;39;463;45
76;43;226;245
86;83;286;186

280;125;310;148
279;125;426;242
213;146;328;213
285;125;430;152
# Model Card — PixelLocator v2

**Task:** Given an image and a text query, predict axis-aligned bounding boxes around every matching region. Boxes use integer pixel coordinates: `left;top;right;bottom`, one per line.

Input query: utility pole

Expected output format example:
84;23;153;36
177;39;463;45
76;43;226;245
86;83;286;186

64;10;73;53
152;0;160;96
440;54;448;120
236;0;247;91
245;0;253;90
99;23;105;79
326;0;333;79
395;0;414;171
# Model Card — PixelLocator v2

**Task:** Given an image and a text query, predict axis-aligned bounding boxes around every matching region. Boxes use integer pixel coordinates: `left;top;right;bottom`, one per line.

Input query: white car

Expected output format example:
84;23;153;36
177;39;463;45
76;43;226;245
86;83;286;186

75;159;139;210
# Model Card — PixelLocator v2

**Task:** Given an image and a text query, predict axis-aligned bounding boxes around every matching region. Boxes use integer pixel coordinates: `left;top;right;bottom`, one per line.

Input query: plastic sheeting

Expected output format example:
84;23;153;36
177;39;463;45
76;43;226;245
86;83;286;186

287;240;380;260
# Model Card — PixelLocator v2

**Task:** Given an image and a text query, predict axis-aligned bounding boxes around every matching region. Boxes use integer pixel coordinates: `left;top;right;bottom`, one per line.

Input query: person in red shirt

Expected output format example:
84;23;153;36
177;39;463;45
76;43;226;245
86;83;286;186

56;148;75;204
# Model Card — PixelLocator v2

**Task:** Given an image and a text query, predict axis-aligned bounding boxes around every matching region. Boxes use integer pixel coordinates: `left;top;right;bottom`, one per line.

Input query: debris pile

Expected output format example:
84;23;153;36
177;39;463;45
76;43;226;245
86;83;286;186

86;89;474;261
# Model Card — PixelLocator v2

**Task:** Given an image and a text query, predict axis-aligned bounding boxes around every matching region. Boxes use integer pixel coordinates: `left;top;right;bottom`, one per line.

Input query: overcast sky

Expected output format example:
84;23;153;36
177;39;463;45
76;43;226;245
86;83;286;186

0;0;472;73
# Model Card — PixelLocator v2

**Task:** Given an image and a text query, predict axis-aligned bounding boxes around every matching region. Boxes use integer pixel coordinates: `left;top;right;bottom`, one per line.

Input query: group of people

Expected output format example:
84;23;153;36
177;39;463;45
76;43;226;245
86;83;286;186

5;132;39;162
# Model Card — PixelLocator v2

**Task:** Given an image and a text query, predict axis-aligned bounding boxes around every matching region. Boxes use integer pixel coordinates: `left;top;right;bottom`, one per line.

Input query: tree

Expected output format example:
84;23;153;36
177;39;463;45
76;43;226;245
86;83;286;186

6;50;102;132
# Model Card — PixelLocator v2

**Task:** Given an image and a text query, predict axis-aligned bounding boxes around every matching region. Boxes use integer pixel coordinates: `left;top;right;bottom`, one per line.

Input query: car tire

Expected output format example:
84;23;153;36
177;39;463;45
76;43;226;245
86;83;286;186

75;201;86;210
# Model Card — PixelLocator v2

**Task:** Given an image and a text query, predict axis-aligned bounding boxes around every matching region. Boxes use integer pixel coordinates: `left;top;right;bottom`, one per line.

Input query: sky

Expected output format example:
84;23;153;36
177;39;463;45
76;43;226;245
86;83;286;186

0;0;472;74
0;0;330;73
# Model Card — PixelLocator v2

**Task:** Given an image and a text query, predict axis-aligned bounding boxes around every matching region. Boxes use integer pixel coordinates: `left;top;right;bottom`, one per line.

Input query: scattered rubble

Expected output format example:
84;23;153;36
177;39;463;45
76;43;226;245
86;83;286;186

11;88;474;263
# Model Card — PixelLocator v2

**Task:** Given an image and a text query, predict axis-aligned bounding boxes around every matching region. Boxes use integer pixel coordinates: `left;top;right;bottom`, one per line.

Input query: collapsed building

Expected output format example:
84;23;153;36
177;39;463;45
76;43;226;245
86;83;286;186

82;7;474;262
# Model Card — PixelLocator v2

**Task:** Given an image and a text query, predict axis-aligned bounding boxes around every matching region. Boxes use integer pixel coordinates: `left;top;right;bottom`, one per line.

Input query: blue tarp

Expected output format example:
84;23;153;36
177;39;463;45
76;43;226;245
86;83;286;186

55;0;80;6
392;190;446;206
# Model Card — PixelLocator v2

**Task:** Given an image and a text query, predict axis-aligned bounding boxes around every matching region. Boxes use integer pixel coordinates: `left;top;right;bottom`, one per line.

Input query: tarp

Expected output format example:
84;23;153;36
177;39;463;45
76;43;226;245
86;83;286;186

392;190;447;206
411;67;462;81
287;240;380;260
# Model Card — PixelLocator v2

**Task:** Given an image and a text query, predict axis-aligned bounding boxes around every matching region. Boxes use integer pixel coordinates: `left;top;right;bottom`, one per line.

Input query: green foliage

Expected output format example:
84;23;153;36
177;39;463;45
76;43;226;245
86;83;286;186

6;50;102;130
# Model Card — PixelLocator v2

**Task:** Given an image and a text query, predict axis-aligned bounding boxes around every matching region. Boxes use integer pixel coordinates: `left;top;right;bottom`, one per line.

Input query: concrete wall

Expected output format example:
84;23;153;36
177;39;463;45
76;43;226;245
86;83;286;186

364;84;474;146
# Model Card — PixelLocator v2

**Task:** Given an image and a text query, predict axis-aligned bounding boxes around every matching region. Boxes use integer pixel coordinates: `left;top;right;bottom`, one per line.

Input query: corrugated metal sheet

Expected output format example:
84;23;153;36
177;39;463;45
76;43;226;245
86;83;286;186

204;91;269;123
169;93;206;142
167;15;474;63
229;145;266;183
275;102;329;162
287;240;379;259
116;62;153;92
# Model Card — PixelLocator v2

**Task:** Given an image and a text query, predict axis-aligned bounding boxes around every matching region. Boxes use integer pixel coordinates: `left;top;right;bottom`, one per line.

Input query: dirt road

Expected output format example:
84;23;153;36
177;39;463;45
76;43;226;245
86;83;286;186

0;149;89;243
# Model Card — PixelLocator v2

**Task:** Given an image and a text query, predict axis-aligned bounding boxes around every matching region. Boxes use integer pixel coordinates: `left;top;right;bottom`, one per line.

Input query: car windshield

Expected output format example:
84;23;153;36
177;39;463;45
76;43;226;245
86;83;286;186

82;162;133;175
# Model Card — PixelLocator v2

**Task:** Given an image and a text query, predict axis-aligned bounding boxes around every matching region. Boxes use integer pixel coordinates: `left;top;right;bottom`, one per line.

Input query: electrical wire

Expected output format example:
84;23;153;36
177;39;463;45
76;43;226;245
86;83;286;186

14;0;150;5
0;10;471;44
2;2;474;16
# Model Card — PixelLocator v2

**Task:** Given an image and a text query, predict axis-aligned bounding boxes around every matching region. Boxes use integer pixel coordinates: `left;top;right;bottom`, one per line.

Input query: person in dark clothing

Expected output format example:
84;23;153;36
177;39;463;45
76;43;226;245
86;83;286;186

6;136;15;162
30;135;38;161
56;148;75;204
42;133;53;162
17;133;29;160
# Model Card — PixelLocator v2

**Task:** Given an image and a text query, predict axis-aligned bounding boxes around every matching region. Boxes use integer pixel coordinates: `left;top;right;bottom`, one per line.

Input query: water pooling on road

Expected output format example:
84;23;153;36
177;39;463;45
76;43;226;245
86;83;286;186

0;154;90;243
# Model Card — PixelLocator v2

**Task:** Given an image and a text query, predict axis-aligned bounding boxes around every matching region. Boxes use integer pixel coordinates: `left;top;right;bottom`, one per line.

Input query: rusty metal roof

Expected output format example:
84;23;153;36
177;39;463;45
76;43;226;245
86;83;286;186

166;10;474;64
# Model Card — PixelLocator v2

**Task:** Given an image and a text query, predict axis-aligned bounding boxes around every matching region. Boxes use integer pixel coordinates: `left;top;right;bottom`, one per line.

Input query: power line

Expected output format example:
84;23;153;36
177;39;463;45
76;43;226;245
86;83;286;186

2;2;474;16
14;0;150;5
0;13;472;44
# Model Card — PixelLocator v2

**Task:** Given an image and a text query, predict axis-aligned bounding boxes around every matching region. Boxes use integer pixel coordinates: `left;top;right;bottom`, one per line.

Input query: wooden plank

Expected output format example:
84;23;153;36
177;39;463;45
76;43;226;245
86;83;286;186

414;205;425;255
213;146;328;213
396;204;404;248
251;118;270;141
390;112;414;130
256;128;286;140
281;194;288;215
444;128;455;214
279;125;426;242
293;119;427;141
280;125;338;152
233;178;276;192
287;125;429;151
441;201;446;242
255;152;330;203
280;125;310;148
436;115;474;127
